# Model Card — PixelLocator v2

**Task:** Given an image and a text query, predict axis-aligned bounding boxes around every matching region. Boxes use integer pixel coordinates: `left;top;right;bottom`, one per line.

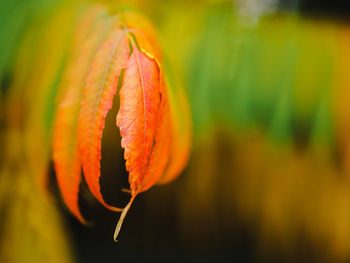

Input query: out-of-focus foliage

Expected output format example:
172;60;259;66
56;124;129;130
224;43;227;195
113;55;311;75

163;2;350;262
0;158;73;263
0;1;78;262
0;0;60;86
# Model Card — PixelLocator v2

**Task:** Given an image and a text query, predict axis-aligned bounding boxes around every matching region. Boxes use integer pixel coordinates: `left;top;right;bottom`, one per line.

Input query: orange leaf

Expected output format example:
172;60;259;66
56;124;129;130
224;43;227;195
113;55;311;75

114;37;170;240
53;8;192;240
117;43;161;195
158;78;192;184
53;7;111;223
77;18;130;212
139;74;171;191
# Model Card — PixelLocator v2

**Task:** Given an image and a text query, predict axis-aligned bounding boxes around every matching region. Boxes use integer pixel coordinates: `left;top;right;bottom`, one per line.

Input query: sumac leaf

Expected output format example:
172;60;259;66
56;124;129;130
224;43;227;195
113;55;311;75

53;6;111;223
77;19;129;212
53;6;192;240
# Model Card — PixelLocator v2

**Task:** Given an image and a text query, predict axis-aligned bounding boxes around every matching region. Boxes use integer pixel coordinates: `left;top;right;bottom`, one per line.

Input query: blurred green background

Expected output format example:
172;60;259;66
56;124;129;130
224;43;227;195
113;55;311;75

2;0;350;262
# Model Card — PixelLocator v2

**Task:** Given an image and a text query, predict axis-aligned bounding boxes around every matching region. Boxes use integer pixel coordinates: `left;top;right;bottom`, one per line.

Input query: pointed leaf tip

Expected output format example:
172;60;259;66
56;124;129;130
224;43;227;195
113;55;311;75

113;196;136;241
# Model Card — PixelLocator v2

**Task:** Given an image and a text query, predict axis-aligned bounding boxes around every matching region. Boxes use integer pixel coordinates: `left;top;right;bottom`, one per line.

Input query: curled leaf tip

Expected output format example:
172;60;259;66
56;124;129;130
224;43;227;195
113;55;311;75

113;196;136;241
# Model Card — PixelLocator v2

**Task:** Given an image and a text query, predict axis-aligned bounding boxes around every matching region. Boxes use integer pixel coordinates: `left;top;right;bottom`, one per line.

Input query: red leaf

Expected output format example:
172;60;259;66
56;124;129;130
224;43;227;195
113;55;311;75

77;21;129;212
